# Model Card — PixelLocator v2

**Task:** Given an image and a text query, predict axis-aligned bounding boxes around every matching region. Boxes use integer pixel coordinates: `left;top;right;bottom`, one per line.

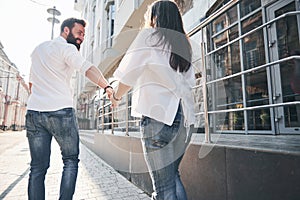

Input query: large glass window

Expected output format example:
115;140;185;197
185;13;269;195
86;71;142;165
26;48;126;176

204;0;273;133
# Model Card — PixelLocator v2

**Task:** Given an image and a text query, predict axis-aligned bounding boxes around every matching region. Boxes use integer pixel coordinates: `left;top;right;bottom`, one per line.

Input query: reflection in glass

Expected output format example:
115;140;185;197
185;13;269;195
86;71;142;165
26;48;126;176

210;41;241;80
240;0;261;18
248;109;271;130
212;111;244;131
207;6;238;53
242;12;265;70
229;25;239;41
275;2;300;128
245;69;269;106
279;60;300;128
245;67;270;130
275;2;300;59
213;25;239;48
212;5;238;35
208;77;243;111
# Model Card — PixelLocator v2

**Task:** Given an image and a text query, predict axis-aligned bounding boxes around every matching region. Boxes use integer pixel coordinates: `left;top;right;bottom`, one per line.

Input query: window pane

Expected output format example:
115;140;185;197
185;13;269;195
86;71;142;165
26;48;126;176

275;2;300;59
208;77;243;111
206;6;238;53
241;11;262;34
245;68;270;130
208;41;241;80
247;109;271;130
245;69;269;107
279;60;300;128
230;41;241;74
211;111;245;131
212;5;238;35
229;25;239;41
212;25;239;48
242;12;265;70
240;0;261;18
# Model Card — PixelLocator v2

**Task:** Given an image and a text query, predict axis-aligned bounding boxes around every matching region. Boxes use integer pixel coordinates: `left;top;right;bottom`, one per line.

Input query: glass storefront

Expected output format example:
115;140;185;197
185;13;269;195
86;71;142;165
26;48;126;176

190;0;300;134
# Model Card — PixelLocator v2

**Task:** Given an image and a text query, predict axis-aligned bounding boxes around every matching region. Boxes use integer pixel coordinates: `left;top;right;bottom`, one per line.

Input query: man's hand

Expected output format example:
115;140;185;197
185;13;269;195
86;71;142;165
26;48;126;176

105;87;113;99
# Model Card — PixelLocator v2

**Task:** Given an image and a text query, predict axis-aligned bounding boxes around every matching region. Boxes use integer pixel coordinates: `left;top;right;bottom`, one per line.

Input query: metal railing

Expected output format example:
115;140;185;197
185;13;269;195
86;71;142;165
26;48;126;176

97;90;141;136
192;9;300;140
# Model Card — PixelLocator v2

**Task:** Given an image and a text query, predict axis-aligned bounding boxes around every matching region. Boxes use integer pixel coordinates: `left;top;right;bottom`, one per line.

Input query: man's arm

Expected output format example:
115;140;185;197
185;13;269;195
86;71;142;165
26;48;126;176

85;66;113;96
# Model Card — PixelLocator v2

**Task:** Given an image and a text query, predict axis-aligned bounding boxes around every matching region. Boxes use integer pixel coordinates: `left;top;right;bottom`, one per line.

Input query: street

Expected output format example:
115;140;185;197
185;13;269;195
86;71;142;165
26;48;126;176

0;130;150;200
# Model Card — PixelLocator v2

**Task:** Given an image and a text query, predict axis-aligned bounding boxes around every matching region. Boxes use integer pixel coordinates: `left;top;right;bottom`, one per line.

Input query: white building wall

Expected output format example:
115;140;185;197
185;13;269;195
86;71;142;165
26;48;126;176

183;0;218;32
114;0;137;35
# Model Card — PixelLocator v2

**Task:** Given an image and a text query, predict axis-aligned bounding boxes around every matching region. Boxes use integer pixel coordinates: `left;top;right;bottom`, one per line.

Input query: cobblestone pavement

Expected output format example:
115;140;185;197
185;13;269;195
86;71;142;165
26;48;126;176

0;131;150;200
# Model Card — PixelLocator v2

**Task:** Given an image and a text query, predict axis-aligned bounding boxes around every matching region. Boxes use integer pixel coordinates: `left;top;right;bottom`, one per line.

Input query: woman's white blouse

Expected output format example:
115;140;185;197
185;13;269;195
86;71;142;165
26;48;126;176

114;28;196;126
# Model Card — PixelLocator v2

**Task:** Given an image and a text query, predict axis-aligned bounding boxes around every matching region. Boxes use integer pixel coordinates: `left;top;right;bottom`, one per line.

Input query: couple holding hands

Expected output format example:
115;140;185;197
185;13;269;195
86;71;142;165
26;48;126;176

26;1;195;200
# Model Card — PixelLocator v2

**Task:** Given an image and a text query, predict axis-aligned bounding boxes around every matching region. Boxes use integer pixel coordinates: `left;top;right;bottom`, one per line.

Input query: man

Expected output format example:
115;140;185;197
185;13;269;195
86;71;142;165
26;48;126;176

26;18;113;200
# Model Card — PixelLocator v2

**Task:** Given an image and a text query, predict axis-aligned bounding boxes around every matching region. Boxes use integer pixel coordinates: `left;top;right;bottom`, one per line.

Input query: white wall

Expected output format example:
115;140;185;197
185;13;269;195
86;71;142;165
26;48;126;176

183;0;217;32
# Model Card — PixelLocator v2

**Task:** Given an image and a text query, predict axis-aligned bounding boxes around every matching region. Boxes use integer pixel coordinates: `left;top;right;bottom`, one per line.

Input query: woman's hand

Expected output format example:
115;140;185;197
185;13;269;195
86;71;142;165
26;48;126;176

110;91;122;108
109;82;131;108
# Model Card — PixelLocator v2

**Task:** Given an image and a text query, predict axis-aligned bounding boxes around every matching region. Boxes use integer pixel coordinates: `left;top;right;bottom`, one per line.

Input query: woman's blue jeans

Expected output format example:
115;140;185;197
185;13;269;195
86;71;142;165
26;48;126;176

26;108;80;200
141;104;191;200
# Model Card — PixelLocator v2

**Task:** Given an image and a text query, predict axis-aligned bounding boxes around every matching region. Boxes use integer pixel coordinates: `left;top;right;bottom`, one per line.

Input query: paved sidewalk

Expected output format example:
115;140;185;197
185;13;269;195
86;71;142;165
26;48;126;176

0;131;150;200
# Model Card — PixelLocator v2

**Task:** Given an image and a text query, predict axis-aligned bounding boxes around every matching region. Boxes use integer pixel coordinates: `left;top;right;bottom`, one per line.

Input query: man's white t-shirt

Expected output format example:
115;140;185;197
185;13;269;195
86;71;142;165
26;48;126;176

27;36;92;111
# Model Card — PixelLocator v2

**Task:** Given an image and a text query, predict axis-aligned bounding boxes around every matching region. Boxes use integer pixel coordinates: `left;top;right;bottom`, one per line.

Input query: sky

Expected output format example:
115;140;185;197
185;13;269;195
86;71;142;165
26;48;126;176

0;0;81;82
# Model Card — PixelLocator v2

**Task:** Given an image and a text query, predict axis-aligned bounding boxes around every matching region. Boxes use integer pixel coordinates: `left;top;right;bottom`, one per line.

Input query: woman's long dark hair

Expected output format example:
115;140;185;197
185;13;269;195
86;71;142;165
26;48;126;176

147;0;192;73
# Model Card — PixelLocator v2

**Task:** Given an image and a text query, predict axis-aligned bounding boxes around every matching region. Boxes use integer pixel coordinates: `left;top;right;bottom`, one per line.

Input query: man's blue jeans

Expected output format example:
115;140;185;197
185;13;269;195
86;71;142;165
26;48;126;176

141;104;191;200
26;108;80;200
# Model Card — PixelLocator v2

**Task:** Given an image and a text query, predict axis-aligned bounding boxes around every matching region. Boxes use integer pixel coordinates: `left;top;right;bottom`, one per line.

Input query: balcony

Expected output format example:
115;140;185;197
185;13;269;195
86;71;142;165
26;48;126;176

114;0;153;35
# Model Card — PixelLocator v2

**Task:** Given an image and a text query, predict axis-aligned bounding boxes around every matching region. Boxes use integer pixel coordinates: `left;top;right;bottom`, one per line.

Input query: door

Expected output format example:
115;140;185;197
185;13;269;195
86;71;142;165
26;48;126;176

267;0;300;134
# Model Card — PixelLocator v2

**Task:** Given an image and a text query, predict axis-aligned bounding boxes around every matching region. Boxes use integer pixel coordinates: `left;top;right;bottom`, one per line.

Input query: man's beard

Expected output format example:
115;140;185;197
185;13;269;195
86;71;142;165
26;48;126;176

66;33;82;50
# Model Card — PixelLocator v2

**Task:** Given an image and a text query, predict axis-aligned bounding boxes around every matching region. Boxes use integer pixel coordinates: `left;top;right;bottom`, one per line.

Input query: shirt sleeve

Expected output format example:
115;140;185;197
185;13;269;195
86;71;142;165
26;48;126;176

184;65;196;88
29;50;35;84
63;44;93;74
113;29;152;86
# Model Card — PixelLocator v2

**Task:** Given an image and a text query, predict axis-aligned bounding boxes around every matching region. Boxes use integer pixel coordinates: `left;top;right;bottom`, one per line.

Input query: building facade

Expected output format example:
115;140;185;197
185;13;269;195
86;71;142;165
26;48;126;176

74;0;300;135
0;42;30;131
188;0;300;135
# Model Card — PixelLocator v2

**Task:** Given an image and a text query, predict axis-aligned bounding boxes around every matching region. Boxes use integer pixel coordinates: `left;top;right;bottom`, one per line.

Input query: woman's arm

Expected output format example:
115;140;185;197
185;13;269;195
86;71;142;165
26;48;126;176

110;82;132;107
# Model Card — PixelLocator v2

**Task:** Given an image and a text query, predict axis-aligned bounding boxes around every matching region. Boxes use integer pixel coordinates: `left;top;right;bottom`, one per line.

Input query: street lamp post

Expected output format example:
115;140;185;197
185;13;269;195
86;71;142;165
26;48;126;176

47;6;61;40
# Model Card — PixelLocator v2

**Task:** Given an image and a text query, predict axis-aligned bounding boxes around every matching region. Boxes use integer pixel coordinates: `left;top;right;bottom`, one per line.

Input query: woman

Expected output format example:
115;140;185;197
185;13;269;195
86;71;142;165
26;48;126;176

111;1;195;199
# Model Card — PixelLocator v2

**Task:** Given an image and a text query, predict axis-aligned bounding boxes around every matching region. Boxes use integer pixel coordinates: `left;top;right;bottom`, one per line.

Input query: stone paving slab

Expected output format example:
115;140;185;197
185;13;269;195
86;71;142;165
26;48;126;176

0;131;150;200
